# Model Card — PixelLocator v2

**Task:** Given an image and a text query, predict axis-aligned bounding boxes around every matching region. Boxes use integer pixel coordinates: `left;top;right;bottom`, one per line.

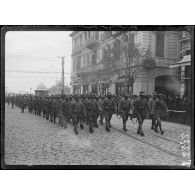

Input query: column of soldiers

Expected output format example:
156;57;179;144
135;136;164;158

6;91;168;137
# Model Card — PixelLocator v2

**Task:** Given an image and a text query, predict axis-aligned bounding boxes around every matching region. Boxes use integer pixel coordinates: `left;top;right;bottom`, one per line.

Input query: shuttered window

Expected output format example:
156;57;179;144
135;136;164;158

156;32;165;57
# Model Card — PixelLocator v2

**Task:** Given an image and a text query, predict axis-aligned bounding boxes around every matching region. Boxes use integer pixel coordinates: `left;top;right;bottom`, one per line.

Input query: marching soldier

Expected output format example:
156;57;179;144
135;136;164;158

82;94;89;125
151;94;168;135
49;96;54;122
11;95;15;109
28;96;33;113
85;94;100;133
61;95;70;128
98;95;104;125
70;95;86;134
118;93;133;132
7;95;10;106
133;91;150;137
37;97;42;116
147;92;158;131
45;96;50;120
42;96;47;118
102;92;115;132
20;95;25;113
52;96;59;123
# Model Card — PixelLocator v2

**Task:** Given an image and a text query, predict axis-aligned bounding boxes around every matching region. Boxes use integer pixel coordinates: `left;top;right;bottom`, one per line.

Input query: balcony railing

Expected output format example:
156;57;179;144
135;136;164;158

85;36;99;49
100;31;112;41
75;56;178;77
130;57;178;68
112;31;126;38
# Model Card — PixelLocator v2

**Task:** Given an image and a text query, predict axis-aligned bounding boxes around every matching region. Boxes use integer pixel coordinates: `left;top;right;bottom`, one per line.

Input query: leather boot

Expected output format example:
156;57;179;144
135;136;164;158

89;124;94;133
155;122;159;133
159;121;164;135
80;123;84;129
139;125;144;137
123;121;127;132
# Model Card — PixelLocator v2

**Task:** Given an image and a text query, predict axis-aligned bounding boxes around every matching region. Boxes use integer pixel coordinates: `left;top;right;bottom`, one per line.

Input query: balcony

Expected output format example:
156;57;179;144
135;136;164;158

123;57;178;68
140;57;178;68
100;31;112;41
112;31;126;38
179;35;191;42
85;36;99;49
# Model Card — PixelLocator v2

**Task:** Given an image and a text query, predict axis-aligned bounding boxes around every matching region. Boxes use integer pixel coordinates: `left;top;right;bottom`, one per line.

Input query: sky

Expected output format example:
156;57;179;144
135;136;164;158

5;31;72;93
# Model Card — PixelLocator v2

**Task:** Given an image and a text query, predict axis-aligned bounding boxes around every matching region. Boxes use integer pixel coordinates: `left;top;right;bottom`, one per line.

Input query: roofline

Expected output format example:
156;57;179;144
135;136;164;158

69;31;80;37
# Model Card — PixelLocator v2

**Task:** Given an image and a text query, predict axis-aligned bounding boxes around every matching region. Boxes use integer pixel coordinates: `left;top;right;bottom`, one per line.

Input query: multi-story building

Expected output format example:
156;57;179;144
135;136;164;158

70;31;180;95
171;31;191;97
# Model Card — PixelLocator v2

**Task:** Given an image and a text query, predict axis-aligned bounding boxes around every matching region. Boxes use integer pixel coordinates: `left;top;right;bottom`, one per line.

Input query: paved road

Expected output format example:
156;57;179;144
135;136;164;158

4;104;191;166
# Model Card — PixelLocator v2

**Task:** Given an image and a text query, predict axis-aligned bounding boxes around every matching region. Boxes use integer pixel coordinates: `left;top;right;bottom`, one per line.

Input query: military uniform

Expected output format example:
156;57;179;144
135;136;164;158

48;97;53;122
98;96;104;125
147;93;157;130
70;97;86;134
118;94;133;131
61;96;70;128
51;97;59;123
45;97;50;120
28;96;33;113
7;95;10;105
20;96;25;113
133;92;150;136
11;96;15;109
82;95;89;125
102;93;115;132
86;95;100;133
151;94;168;135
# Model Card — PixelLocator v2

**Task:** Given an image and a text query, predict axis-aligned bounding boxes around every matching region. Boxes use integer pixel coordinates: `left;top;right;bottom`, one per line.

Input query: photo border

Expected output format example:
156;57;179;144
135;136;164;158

1;25;194;170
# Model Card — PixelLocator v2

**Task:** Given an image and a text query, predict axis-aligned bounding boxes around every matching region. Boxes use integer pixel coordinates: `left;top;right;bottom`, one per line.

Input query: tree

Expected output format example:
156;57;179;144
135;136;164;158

122;33;142;94
100;32;142;95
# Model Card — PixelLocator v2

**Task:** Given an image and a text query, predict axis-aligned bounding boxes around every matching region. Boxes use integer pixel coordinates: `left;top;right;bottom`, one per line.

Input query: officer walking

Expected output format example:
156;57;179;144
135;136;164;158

150;92;158;130
52;96;59;123
133;91;150;137
70;95;86;134
11;95;15;109
151;94;168;135
118;93;133;132
98;95;105;125
85;94;100;133
102;93;115;132
20;95;25;113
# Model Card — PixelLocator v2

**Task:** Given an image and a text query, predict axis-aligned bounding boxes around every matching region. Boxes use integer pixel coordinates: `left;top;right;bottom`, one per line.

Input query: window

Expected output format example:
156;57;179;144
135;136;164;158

156;32;165;57
85;32;87;40
92;49;97;65
87;53;90;65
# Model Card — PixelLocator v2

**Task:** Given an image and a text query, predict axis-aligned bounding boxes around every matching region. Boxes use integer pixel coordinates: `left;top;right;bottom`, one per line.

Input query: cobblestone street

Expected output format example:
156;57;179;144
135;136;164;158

4;104;191;166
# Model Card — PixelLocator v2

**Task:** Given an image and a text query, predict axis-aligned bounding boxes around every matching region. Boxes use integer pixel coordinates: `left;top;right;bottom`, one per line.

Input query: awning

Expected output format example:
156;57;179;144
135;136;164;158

170;55;191;68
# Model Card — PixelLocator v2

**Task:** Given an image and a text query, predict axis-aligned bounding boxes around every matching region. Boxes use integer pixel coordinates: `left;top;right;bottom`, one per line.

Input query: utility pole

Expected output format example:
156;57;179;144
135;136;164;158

57;56;65;95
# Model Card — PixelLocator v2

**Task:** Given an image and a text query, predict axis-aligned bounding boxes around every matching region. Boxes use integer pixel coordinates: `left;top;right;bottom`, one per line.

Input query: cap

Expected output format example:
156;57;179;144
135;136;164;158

107;92;112;97
152;92;157;96
157;93;163;98
139;91;145;96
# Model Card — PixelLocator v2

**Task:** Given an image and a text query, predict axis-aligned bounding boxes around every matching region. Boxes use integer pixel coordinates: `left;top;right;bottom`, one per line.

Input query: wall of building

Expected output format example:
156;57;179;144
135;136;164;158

70;31;181;95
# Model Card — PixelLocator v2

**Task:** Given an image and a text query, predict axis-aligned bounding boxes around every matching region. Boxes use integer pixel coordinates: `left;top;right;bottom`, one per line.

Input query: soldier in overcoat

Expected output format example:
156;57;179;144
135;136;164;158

102;93;115;132
118;93;133;131
52;96;59;123
133;91;150;136
151;94;168;135
85;94;100;133
70;95;86;134
147;92;158;130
